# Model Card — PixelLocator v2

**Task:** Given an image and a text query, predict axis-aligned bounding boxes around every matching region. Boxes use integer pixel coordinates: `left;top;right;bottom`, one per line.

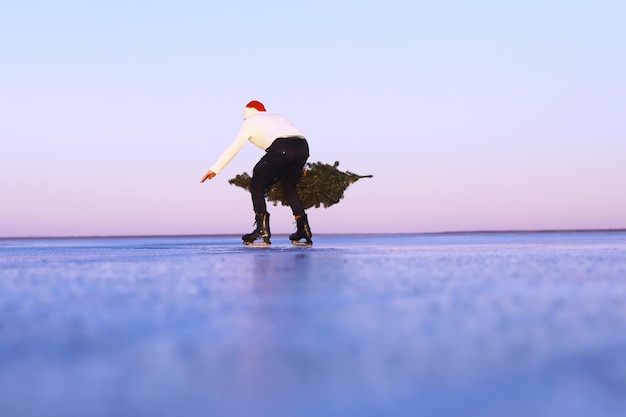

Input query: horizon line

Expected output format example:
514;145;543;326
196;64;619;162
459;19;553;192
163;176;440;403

2;228;625;240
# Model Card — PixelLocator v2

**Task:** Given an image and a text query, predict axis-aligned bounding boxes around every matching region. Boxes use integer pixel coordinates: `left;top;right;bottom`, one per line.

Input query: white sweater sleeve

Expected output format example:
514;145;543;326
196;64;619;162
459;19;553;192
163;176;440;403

208;125;251;174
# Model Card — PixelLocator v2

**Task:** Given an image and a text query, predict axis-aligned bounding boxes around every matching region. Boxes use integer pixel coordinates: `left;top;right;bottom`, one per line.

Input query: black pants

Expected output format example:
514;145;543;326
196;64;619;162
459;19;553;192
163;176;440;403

250;137;309;216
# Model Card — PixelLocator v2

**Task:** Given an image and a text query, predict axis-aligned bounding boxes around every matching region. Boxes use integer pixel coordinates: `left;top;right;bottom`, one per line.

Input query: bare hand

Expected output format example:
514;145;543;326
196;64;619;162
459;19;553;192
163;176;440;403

200;170;216;183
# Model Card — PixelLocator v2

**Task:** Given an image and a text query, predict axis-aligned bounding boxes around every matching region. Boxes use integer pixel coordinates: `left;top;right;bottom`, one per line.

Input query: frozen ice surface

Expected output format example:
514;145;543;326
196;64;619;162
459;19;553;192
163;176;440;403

1;232;626;417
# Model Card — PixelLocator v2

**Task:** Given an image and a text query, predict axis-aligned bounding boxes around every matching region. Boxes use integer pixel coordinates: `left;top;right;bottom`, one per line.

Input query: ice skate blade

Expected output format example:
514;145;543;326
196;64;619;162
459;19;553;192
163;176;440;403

242;238;272;248
291;240;313;247
243;242;271;247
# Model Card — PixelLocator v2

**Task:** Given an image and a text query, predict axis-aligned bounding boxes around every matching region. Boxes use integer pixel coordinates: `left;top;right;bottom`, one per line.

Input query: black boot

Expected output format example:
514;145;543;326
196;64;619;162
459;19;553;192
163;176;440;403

242;213;271;245
289;214;312;246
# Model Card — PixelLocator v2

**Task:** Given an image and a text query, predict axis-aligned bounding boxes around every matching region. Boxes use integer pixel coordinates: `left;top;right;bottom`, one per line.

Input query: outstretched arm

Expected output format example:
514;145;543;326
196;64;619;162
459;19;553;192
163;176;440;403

200;170;216;183
201;120;252;183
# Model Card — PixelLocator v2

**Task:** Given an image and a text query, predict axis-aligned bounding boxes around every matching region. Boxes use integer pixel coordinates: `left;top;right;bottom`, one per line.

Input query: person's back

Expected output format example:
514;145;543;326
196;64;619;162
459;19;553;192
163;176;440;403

243;112;305;146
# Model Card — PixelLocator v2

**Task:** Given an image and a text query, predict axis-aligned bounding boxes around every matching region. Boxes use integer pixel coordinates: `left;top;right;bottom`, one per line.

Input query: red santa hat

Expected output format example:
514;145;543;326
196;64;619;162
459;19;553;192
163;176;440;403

246;100;266;112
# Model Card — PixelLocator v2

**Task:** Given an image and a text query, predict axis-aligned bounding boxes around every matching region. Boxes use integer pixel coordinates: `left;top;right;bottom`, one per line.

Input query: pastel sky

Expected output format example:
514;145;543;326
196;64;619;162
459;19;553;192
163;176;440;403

1;1;625;237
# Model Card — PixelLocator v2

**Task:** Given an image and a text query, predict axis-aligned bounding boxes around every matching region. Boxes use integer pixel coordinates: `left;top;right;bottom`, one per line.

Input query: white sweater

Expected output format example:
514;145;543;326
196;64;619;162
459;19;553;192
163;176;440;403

209;112;305;174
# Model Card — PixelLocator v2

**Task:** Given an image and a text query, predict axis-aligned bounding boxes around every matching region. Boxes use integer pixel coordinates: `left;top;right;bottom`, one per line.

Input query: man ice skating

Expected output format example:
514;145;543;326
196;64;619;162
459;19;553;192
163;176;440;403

200;100;313;246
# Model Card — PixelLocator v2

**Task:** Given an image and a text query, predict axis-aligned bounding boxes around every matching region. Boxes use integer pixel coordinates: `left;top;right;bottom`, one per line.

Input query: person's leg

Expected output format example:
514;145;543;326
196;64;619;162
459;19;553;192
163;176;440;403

249;150;285;215
279;139;309;216
243;154;277;244
280;139;313;245
244;147;287;244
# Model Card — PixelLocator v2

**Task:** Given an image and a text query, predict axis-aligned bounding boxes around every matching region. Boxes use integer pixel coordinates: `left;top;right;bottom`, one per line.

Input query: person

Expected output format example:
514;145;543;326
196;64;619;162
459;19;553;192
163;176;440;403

200;100;313;246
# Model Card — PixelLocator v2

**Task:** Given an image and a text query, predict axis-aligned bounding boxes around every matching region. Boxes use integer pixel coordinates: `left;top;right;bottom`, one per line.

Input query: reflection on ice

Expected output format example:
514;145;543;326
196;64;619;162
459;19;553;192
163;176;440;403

1;232;626;416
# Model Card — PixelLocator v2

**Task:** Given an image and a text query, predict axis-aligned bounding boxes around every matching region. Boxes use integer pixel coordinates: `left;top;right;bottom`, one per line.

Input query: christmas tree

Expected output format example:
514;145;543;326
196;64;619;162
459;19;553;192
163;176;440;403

228;161;372;209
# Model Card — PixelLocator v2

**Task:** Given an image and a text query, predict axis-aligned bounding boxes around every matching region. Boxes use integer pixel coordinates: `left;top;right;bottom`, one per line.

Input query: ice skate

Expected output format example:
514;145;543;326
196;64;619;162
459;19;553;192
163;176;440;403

242;213;271;247
289;213;313;246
